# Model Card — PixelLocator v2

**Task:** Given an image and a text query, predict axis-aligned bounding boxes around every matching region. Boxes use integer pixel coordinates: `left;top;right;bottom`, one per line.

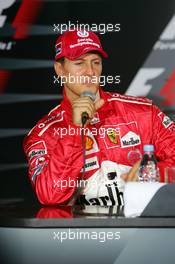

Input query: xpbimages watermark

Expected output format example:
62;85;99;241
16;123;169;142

53;74;121;86
52;229;121;243
53;21;120;34
53;125;116;139
53;177;98;191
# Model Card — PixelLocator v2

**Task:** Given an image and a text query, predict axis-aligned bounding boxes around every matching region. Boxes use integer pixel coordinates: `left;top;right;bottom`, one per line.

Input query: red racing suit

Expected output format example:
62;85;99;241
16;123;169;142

23;89;175;205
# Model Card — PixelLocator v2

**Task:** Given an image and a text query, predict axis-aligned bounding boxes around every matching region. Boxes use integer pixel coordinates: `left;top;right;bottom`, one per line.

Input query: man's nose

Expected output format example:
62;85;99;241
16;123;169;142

85;63;94;76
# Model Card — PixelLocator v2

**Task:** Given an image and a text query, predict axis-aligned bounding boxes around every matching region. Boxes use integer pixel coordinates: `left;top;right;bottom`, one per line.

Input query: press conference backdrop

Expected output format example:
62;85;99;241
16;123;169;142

0;0;175;200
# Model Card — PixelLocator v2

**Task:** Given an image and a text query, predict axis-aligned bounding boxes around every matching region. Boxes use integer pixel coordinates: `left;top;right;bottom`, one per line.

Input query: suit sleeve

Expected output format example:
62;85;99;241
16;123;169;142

23;123;84;205
152;105;175;181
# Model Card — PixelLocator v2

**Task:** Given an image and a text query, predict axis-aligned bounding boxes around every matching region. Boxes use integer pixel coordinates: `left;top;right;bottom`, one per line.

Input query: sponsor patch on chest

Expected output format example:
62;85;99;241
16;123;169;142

103;121;141;149
121;131;141;148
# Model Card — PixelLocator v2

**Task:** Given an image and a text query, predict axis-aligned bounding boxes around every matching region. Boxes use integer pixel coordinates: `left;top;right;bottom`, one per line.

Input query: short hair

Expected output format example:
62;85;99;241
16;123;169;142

55;51;102;64
56;57;65;64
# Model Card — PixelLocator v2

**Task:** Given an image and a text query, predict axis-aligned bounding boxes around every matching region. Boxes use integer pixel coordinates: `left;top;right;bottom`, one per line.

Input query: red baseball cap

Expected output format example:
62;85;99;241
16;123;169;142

55;29;108;60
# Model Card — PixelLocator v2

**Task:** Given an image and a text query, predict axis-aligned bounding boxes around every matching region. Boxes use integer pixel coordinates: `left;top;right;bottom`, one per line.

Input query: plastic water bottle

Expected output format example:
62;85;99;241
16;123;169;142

139;144;159;182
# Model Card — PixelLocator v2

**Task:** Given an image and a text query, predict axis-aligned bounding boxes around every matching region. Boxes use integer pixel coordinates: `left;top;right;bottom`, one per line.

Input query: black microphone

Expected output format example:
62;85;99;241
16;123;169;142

80;91;96;126
67;91;96;206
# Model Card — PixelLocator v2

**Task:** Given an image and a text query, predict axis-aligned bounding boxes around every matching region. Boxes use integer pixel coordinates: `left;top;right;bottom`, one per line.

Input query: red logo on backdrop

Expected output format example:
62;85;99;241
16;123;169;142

160;70;175;107
0;0;43;93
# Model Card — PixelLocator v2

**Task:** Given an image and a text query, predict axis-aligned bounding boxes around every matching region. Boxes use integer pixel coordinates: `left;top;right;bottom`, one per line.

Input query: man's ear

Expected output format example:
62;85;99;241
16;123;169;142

54;61;64;76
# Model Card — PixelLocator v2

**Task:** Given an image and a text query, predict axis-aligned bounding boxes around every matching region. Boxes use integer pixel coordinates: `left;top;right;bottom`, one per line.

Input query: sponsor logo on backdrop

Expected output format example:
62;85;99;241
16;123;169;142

0;0;16;28
0;0;16;50
0;41;15;50
159;70;175;108
125;68;165;96
125;13;175;117
154;15;175;50
0;1;43;51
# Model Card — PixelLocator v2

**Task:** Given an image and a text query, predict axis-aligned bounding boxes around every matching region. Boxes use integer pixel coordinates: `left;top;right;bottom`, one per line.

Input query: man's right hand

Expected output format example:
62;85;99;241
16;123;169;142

121;161;141;182
72;96;104;126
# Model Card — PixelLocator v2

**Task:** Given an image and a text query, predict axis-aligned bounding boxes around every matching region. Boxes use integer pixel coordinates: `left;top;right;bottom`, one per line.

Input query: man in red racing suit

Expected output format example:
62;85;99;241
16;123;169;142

23;29;175;206
23;88;175;205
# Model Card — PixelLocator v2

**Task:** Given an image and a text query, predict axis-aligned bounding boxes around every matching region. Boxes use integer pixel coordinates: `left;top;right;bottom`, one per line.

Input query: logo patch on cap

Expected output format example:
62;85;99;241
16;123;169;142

55;42;62;56
77;30;89;38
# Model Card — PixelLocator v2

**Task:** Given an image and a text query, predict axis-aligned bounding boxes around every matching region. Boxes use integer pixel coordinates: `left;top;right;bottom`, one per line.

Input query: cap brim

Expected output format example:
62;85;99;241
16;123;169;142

66;47;108;60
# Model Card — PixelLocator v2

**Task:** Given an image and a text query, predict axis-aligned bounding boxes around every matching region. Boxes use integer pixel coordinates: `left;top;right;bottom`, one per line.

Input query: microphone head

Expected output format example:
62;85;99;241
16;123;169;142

80;91;96;102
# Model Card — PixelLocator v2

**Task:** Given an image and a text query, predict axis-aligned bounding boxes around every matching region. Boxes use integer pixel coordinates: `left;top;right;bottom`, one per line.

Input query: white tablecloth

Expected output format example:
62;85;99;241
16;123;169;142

124;182;166;217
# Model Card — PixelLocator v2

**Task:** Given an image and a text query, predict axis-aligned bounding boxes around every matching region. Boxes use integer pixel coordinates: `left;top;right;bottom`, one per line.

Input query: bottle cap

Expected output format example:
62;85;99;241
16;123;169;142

143;144;154;152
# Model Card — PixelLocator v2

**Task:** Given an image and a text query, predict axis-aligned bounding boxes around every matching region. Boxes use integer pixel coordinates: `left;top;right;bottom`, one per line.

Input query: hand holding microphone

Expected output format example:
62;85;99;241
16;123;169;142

69;91;104;205
81;91;95;126
72;91;104;126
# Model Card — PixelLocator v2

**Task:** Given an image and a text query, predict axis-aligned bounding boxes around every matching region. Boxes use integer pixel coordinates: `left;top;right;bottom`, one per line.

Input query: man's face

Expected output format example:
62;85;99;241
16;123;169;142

55;53;102;99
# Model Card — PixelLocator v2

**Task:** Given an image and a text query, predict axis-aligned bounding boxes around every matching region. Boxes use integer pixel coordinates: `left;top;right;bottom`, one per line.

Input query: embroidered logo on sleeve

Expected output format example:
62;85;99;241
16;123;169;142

26;141;48;183
162;115;173;128
158;112;173;128
27;141;47;163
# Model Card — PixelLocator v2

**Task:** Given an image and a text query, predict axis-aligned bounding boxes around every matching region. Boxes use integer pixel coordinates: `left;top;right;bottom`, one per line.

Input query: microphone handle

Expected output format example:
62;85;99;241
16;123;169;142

82;112;89;126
